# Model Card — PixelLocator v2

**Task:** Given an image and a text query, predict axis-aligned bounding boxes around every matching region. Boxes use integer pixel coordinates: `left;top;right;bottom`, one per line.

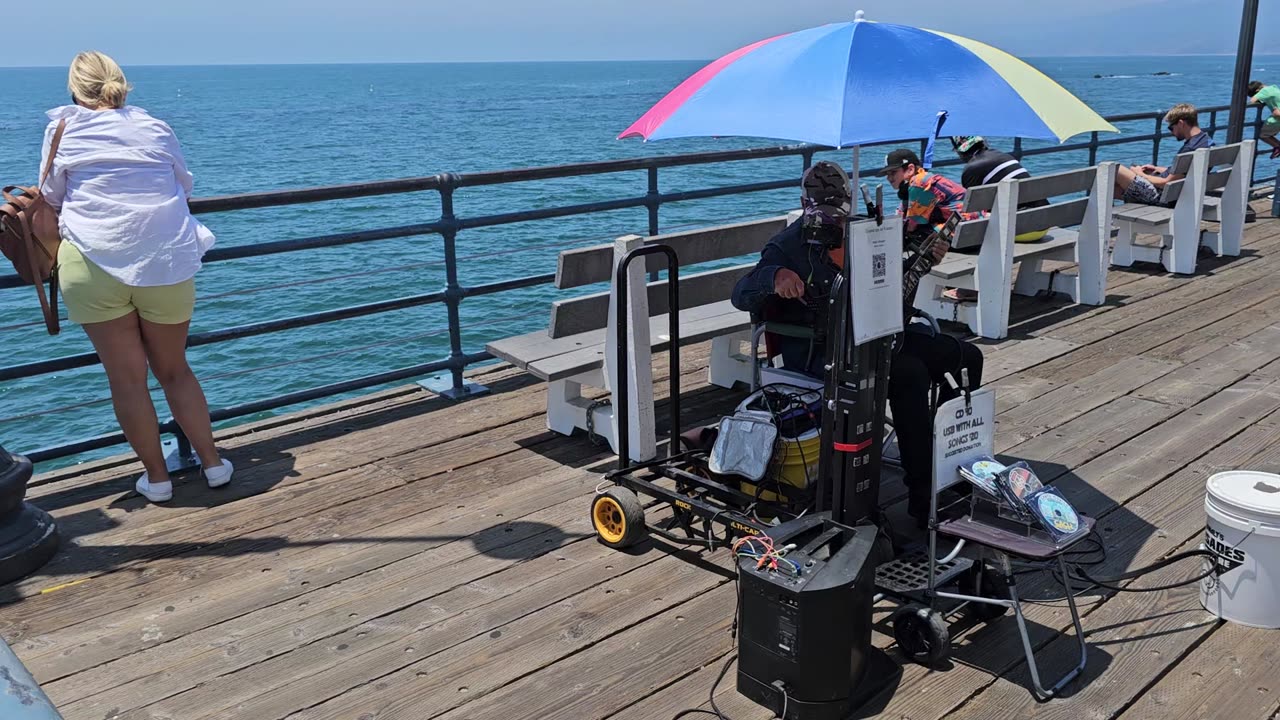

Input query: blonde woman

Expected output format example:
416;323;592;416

41;51;232;503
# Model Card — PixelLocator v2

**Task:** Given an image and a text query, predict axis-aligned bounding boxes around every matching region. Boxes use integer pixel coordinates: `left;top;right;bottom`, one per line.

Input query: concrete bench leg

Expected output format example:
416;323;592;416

709;331;754;389
1166;230;1196;275
546;369;617;453
1011;258;1043;298
1200;228;1221;255
1110;220;1137;267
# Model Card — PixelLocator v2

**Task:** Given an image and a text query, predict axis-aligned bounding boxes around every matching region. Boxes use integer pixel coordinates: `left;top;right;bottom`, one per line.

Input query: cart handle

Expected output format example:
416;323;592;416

614;243;680;471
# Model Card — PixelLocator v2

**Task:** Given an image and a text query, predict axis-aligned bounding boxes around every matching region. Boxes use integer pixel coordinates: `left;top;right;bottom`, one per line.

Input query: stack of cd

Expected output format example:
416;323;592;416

956;456;1082;541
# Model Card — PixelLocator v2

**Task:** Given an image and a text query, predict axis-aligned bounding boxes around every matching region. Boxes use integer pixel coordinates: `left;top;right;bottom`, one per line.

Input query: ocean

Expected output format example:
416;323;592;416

2;55;1278;469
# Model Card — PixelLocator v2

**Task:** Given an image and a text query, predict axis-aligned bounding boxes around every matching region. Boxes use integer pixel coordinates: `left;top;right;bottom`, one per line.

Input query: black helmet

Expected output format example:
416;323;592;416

800;161;852;248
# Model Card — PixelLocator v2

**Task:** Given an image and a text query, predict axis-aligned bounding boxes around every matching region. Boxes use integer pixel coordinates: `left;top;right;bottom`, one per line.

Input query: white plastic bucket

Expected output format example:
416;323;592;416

1200;471;1280;629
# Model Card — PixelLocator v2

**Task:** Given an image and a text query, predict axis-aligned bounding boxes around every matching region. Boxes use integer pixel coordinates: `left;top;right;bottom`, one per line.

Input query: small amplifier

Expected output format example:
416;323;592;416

736;513;896;719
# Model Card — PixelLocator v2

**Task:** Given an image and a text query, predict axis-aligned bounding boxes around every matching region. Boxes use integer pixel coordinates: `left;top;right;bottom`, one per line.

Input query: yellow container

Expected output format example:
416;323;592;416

741;429;821;503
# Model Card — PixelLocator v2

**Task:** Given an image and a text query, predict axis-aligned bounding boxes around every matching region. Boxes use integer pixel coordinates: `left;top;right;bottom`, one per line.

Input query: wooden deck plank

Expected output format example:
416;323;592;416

17;367;744;684
1118;622;1280;720
864;403;1280;720
5;345;721;634
993;355;1175;448
2;202;1279;720
285;561;736;720
52;497;614;715
1132;325;1280;407
943;536;1216;720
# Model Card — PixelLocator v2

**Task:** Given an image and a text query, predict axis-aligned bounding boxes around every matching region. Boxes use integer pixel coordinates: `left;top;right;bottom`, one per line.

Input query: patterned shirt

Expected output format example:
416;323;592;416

899;170;977;233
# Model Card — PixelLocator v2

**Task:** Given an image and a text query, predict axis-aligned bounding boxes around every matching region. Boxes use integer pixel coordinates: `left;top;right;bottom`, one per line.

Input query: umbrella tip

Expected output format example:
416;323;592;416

855;9;866;21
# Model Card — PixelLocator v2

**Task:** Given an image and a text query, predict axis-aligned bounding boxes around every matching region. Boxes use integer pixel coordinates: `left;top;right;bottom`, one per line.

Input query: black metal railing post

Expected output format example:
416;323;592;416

1273;167;1280;218
1012;137;1022;160
434;174;488;401
646;167;661;281
1088;132;1099;166
162;422;198;474
1152;114;1164;165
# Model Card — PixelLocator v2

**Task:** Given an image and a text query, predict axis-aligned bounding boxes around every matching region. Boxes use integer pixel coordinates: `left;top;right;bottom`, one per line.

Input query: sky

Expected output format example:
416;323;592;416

3;0;1278;66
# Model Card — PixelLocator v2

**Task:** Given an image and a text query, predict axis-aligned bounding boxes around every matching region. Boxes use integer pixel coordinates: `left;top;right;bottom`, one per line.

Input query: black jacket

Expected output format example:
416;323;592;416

731;221;839;376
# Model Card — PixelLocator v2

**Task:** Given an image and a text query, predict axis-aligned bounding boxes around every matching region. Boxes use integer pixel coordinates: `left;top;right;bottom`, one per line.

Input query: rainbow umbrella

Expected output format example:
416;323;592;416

619;13;1117;148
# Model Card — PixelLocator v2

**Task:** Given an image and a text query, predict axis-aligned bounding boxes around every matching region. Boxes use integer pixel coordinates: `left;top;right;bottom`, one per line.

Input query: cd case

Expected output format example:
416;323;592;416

956;455;1006;499
1026;486;1084;540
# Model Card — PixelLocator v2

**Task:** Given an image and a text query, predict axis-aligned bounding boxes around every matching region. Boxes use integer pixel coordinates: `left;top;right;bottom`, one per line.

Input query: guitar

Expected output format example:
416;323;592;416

902;213;961;308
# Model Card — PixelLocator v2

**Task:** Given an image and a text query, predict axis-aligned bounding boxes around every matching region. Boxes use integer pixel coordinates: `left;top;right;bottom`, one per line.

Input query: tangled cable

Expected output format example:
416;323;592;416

732;535;801;576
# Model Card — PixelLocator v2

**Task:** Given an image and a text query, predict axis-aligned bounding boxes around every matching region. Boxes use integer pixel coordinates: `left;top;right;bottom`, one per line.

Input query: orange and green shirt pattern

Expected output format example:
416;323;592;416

900;170;979;233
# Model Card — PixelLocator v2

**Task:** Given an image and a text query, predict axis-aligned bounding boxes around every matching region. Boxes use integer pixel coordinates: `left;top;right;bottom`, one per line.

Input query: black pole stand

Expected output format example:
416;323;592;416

0;446;60;587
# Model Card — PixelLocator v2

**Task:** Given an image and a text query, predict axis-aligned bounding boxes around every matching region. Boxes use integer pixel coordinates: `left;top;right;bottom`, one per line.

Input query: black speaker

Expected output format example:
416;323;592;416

736;513;895;719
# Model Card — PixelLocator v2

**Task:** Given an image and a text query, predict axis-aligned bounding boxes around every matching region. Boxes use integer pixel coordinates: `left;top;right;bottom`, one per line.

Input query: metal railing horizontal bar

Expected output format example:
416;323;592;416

2;100;1271;466
0;103;1261;291
23;350;490;465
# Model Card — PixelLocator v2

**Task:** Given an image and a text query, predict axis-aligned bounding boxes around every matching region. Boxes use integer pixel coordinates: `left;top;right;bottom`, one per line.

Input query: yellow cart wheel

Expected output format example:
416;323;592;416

591;488;646;549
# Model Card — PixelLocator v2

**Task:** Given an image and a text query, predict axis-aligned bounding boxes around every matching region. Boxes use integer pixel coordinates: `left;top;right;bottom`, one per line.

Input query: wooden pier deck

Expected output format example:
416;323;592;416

5;201;1280;720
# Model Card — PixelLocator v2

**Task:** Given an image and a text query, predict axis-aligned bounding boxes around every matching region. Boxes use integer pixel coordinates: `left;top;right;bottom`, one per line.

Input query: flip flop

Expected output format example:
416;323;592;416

942;288;979;302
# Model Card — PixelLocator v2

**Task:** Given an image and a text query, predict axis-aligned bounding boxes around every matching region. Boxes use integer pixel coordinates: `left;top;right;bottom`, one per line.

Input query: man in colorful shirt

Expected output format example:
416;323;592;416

877;148;978;299
875;148;977;239
1247;80;1280;159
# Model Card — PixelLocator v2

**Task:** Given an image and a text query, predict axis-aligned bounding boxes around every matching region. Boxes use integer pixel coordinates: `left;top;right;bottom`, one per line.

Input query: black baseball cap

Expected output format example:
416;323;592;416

874;148;922;176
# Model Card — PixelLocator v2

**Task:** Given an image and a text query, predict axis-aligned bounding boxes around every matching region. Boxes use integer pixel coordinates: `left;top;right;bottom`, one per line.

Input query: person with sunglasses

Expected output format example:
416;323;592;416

1112;103;1214;205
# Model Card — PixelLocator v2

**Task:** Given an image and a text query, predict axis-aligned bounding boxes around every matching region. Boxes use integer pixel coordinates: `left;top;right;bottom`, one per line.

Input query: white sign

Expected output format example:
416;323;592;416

933;388;995;492
848;217;904;345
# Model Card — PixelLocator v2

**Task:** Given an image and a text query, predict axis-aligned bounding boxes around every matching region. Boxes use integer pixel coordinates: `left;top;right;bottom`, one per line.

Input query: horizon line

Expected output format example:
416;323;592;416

3;51;1280;70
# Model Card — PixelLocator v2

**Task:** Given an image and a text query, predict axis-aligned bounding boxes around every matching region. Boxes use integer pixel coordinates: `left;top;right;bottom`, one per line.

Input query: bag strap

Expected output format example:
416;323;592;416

39;119;67;189
16;212;56;333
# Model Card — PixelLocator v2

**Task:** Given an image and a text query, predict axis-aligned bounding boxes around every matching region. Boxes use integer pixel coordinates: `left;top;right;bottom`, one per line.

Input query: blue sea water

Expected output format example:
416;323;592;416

1;55;1278;469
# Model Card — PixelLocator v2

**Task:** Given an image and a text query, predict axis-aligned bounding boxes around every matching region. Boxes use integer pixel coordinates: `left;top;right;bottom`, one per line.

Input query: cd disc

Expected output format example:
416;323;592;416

1035;491;1080;534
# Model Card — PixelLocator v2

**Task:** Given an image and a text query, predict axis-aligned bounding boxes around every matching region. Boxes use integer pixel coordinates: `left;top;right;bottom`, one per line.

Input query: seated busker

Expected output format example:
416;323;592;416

1113;102;1214;205
731;160;985;529
951;135;1049;243
877;148;981;302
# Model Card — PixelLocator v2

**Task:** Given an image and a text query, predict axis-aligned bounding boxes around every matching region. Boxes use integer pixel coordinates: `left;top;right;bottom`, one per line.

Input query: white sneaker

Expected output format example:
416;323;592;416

204;458;234;488
135;473;173;503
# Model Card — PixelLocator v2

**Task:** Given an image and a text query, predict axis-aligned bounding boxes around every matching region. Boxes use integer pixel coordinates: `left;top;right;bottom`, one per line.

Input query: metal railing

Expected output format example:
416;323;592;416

0;103;1272;466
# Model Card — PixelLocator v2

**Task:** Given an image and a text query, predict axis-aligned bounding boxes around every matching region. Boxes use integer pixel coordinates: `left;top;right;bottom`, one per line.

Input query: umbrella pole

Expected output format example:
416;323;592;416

851;145;861;184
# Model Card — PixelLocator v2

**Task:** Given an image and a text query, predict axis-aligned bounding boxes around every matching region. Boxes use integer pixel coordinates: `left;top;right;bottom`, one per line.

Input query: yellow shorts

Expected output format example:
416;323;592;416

57;242;195;325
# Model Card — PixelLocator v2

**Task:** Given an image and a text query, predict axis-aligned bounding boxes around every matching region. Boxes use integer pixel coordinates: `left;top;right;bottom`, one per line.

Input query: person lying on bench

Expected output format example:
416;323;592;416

951;135;1049;243
1113;103;1214;205
731;160;985;529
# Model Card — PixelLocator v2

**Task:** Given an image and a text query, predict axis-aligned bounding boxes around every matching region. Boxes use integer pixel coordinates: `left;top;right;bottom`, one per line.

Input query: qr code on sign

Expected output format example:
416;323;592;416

872;253;886;280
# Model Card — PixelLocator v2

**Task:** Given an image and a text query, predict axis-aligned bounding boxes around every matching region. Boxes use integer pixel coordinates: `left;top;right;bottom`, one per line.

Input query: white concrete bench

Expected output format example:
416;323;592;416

485;215;790;461
913;163;1117;340
1111;140;1254;275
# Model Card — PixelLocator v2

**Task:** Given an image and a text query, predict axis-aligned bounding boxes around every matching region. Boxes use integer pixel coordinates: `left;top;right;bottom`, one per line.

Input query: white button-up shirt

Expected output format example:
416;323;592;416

39;104;216;287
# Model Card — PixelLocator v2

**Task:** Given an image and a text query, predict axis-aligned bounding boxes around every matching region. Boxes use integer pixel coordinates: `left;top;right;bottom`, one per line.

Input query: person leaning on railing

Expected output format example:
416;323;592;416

1246;80;1280;159
40;51;233;503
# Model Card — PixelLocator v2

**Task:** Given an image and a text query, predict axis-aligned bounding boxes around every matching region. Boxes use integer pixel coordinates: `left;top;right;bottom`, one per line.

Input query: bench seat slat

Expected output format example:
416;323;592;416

929;231;1078;280
527;300;750;382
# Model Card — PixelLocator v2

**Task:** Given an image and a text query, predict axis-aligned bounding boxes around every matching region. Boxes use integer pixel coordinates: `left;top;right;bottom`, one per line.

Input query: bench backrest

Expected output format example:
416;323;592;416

548;214;791;338
1160;142;1242;204
554;215;788;289
954;165;1102;250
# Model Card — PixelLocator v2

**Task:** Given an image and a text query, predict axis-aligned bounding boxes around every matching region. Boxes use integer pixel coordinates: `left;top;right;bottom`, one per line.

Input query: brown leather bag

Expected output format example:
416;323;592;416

0;119;68;335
